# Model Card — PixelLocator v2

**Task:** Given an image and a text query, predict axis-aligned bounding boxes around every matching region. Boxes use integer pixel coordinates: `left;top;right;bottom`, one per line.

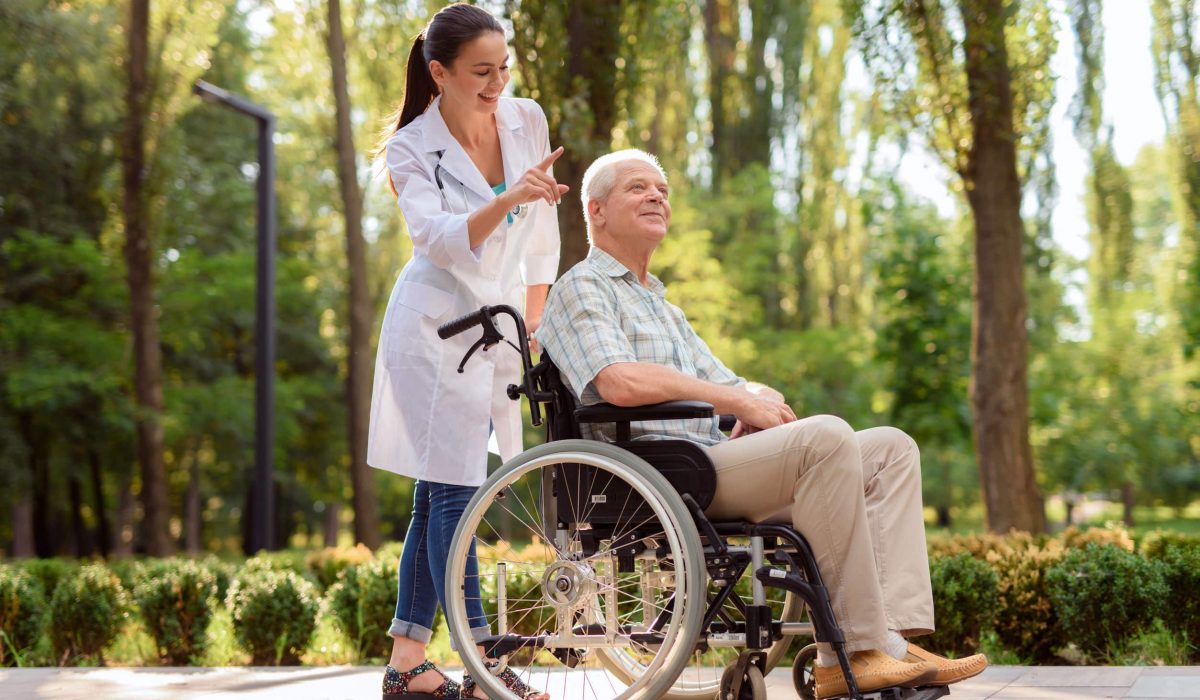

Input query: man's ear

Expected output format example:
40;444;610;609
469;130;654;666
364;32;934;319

587;198;604;228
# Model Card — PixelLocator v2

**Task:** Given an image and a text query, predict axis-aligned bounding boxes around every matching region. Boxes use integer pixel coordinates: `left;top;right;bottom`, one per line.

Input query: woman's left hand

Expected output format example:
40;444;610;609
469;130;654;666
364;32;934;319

526;317;541;354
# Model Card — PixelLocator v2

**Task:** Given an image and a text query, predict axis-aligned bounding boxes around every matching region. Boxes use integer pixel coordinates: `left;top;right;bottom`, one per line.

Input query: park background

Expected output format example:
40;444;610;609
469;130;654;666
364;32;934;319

1;0;1199;672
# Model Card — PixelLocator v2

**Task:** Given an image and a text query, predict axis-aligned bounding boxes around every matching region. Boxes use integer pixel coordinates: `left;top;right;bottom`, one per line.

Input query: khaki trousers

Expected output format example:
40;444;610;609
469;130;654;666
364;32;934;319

703;414;934;652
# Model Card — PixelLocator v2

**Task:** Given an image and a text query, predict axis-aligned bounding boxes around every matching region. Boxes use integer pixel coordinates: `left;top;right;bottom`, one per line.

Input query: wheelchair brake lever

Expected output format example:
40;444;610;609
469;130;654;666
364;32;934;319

455;310;508;373
456;338;487;373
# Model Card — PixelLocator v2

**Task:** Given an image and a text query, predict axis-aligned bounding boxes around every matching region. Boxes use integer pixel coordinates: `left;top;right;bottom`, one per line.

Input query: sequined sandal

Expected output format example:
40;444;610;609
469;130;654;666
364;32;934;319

462;662;545;700
382;661;465;700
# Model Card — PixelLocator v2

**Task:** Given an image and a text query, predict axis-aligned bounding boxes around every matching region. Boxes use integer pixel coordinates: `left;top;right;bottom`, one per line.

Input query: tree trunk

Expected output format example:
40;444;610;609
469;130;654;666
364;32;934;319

324;502;341;548
88;449;110;559
113;472;136;557
69;475;90;557
325;0;380;549
12;499;34;558
20;413;53;557
704;0;738;187
122;0;172;556
960;0;1045;534
554;1;623;273
185;447;201;553
1121;481;1136;527
242;483;254;555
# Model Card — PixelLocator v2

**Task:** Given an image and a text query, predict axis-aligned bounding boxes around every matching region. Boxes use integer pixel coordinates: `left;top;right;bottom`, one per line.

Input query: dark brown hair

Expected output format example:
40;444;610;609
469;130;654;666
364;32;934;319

375;3;503;194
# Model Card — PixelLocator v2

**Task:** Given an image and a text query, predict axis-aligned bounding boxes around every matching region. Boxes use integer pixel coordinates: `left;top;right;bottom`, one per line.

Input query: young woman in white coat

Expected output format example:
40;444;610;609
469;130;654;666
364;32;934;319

369;4;563;699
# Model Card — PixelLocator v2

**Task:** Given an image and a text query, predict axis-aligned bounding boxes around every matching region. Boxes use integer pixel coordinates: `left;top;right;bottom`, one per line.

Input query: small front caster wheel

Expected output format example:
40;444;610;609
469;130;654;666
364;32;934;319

793;643;818;700
719;662;767;700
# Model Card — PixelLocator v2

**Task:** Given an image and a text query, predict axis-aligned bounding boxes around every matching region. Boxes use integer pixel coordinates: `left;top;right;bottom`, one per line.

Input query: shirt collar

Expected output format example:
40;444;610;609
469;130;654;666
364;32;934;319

586;247;667;296
420;94;522;154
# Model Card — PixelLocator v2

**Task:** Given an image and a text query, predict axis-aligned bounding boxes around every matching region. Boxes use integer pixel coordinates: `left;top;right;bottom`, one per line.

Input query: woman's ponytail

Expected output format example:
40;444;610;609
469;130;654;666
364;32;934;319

375;33;435;196
399;35;437;131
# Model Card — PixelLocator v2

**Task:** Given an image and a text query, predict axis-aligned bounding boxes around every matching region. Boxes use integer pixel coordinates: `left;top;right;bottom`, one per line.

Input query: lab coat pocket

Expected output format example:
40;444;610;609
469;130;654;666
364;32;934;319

384;281;453;369
396;280;454;318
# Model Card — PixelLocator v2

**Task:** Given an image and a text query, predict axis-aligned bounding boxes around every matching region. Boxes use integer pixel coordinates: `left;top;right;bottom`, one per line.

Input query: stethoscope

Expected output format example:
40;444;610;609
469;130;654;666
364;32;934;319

433;150;528;223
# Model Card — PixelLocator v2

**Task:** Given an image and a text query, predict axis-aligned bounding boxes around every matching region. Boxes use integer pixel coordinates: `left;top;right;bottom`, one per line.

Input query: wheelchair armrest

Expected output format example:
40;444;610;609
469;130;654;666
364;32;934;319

574;400;715;424
718;414;737;432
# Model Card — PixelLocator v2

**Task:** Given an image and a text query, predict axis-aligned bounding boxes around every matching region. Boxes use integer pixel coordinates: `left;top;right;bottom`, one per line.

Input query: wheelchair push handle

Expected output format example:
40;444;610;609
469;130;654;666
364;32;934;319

438;307;489;340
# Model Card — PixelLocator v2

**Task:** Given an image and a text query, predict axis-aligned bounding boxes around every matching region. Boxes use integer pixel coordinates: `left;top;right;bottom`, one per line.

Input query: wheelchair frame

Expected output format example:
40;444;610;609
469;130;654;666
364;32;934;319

436;305;949;700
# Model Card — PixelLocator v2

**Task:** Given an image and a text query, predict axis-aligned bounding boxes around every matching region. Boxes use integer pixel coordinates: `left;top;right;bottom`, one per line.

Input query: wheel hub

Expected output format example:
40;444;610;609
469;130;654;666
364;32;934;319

542;560;596;607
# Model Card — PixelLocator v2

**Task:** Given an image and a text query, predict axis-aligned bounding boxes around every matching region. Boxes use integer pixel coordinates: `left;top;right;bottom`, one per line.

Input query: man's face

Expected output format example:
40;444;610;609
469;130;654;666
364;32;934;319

594;161;671;244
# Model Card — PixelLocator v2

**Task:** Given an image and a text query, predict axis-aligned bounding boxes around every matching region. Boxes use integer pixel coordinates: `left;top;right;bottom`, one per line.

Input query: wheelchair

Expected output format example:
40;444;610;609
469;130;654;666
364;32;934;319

437;305;950;700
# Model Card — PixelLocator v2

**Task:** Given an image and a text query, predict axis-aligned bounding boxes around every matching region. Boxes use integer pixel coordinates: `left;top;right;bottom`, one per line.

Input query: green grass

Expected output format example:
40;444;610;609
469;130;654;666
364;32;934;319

1104;621;1194;666
925;501;1200;538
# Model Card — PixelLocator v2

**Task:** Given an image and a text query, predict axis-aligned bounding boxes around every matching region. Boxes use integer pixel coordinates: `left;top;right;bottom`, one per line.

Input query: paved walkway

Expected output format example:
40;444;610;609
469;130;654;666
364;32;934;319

1;665;1197;699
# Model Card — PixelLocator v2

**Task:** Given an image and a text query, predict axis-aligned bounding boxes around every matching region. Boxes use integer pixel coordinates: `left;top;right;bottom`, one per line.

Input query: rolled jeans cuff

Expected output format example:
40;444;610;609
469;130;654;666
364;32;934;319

388;619;434;644
449;624;492;652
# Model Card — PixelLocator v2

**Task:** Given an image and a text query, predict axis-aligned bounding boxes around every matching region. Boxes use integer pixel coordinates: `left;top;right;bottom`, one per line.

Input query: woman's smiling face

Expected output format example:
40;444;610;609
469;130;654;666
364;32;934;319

430;30;509;116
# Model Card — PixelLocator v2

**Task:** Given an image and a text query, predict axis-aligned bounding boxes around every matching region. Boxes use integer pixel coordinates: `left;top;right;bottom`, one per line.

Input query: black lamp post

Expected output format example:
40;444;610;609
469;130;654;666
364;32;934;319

193;79;276;554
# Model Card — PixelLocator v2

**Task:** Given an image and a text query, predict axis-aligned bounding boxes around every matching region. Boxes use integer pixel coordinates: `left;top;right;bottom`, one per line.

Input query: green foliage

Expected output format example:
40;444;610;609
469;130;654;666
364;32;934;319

1140;529;1200;559
132;559;218;665
226;569;319;665
873;188;975;521
1046;544;1168;661
0;568;47;666
1160;547;1200;655
990;542;1068;661
20;558;76;601
1058;525;1135;552
198;556;236;602
923;554;999;656
927;531;1040;560
325;556;398;660
305;544;375;591
243;551;311;581
48;564;129;664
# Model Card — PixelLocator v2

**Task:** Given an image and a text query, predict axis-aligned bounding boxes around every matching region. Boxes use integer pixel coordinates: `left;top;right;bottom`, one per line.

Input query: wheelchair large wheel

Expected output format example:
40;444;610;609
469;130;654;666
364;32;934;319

444;440;707;700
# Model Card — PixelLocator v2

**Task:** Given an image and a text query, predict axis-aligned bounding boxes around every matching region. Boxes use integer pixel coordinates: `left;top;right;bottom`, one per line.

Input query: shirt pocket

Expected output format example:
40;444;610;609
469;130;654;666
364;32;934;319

622;313;675;366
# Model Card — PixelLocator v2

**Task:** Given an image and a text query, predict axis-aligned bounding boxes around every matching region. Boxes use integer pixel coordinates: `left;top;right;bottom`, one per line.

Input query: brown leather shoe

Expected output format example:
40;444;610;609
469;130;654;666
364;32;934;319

904;643;989;685
812;649;938;699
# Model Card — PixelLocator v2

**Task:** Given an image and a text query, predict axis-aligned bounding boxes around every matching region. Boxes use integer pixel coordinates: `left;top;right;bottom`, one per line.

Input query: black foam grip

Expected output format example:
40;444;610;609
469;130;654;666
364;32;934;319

438;307;488;339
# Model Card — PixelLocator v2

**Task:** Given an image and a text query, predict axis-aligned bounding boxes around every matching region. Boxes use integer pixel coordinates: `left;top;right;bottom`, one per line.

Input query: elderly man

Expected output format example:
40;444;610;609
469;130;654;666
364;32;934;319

534;149;987;699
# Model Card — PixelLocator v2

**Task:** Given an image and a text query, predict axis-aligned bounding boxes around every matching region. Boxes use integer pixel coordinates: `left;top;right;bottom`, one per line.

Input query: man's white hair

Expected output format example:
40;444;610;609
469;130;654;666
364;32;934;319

580;149;667;240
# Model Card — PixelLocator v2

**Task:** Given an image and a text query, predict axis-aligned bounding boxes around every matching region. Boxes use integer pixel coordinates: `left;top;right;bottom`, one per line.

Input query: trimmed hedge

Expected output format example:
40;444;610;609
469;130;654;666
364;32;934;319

227;568;319;665
21;558;76;602
1046;544;1168;661
47;564;129;664
133;559;218;665
988;541;1067;661
1140;530;1200;560
924;553;998;656
0;567;47;666
307;544;374;591
1156;547;1200;658
7;524;1198;668
326;555;398;660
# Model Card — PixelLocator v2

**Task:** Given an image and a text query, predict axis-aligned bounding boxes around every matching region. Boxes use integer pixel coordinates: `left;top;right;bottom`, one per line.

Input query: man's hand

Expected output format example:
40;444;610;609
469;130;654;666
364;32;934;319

729;389;796;438
746;382;786;404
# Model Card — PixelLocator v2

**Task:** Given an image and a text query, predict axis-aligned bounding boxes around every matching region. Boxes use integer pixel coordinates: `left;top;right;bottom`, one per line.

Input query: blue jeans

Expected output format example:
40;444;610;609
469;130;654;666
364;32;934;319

389;479;489;645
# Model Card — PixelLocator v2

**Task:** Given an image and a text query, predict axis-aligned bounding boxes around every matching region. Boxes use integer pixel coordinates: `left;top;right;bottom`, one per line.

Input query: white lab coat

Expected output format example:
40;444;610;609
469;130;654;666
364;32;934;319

367;95;561;486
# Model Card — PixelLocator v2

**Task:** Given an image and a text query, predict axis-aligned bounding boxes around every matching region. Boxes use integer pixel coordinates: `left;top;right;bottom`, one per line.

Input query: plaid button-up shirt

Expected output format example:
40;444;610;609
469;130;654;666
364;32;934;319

535;247;745;445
